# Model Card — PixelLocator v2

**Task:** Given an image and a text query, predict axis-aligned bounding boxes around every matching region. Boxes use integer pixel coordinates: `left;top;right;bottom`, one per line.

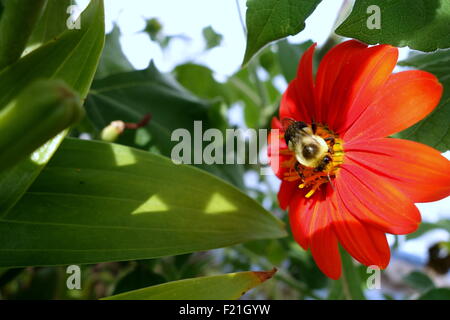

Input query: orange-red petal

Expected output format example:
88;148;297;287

278;180;297;210
289;187;342;279
336;161;421;234
310;208;342;280
345;138;450;202
315;40;367;124
288;193;311;250
280;44;317;123
331;190;391;269
344;71;443;141
315;40;398;134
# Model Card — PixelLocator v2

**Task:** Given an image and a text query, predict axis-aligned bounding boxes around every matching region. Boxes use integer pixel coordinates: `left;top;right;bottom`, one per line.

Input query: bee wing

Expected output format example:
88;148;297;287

281;118;309;132
280;118;297;131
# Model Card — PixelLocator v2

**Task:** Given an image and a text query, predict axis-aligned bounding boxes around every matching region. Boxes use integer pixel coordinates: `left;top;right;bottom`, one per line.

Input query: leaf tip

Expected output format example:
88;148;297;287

253;267;277;283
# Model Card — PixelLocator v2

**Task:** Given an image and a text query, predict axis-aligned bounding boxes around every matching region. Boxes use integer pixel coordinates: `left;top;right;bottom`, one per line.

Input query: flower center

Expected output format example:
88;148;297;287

280;123;344;198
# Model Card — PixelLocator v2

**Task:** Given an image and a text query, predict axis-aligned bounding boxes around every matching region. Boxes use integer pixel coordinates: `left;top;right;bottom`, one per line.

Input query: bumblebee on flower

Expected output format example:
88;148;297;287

268;40;450;279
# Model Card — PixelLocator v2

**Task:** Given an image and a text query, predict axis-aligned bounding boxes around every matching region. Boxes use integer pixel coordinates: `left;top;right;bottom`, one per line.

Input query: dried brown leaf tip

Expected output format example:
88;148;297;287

254;268;277;282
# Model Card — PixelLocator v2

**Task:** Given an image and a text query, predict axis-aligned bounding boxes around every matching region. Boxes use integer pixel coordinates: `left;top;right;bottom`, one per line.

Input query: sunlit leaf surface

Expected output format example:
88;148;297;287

243;0;321;65
0;138;286;267
396;50;450;151
0;0;104;214
104;269;276;300
336;0;450;52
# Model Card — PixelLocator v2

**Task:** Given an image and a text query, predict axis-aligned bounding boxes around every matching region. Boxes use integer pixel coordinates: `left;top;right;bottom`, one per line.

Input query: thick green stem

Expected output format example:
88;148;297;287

338;246;366;300
0;79;84;172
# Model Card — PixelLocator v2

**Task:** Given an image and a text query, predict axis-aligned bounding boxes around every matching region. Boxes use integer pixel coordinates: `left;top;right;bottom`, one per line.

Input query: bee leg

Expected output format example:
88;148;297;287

324;136;335;145
314;165;324;173
294;162;304;179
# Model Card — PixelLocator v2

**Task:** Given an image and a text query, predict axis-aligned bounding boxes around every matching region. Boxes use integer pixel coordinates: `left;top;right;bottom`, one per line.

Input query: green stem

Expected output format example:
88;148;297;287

248;58;269;108
317;0;353;61
235;0;247;36
339;261;352;300
338;246;366;300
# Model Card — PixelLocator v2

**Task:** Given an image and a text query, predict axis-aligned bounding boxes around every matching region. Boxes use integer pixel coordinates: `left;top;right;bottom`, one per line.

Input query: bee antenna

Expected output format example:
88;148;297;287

311;118;317;134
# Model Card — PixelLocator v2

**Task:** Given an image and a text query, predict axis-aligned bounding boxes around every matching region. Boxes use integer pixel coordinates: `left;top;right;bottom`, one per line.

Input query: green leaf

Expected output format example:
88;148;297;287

407;219;450;240
0;268;24;288
142;18;177;49
225;67;280;128
259;46;279;77
419;288;450;300
403;271;435;292
395;50;450;151
103;269;276;300
173;63;227;102
95;24;134;79
287;242;327;290
0;0;104;108
202;26;223;50
0;138;286;267
0;0;46;69
242;0;322;65
244;239;287;265
87;63;211;156
12;268;60;300
0;134;65;218
329;247;366;300
336;0;450;52
86;63;244;188
26;0;72;50
227;69;259;102
0;0;104;214
113;263;166;295
277;39;314;83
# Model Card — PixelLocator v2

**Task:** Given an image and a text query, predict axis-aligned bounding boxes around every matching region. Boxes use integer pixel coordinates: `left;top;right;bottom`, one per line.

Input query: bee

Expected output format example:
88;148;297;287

282;118;333;173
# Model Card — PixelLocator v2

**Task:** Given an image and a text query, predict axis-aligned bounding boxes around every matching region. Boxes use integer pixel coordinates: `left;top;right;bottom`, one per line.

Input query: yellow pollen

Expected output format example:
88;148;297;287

281;123;344;198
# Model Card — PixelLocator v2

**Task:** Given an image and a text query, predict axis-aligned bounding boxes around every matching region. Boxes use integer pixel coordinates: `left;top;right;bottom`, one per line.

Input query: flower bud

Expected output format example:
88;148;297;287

100;121;125;142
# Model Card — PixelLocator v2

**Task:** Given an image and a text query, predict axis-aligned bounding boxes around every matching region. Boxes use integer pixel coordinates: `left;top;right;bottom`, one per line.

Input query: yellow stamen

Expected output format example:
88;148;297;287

305;186;319;198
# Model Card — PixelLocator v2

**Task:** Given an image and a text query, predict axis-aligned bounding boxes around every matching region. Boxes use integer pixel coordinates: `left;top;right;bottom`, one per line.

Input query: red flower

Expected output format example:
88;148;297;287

269;40;450;279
